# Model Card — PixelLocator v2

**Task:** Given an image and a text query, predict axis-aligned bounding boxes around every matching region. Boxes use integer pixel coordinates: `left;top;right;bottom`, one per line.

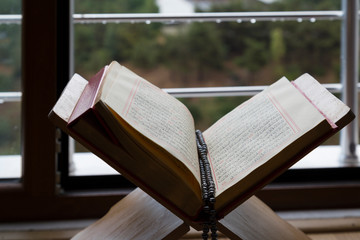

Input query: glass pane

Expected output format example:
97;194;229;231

73;20;341;87
0;102;21;178
70;0;344;176
0;0;22;179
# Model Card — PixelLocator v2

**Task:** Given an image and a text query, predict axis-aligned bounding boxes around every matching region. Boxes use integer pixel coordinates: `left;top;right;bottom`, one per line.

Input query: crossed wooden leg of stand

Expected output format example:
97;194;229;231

72;188;310;240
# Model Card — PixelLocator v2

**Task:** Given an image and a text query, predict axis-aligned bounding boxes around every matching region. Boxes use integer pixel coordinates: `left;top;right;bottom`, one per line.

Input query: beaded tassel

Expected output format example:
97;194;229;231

196;130;217;240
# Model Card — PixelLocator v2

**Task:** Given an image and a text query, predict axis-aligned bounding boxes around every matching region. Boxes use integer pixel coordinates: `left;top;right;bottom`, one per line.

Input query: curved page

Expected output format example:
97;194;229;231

204;77;327;195
98;62;200;183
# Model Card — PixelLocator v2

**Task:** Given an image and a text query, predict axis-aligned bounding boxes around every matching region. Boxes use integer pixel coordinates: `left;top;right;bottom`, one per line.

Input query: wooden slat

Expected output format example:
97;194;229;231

71;188;189;240
289;218;360;233
218;196;310;240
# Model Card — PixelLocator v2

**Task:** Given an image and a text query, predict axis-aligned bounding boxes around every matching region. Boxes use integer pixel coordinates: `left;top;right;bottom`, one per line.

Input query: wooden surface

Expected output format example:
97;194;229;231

1;218;360;240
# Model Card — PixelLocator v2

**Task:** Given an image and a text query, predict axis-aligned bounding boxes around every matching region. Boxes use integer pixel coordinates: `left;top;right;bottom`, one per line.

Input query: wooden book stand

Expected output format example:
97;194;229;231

72;188;310;240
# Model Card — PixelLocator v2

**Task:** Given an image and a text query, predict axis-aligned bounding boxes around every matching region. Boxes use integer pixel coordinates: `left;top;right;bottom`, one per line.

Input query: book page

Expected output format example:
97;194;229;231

52;74;88;124
293;73;350;127
204;77;326;195
99;62;200;181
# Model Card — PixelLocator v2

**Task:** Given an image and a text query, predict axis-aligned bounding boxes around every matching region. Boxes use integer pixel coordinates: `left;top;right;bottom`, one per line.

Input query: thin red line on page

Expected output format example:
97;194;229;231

291;81;337;129
267;93;300;134
202;134;219;190
207;151;219;191
123;78;141;116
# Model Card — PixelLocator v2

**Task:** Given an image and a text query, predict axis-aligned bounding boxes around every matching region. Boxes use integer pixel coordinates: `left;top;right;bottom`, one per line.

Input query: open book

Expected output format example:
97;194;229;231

49;61;354;222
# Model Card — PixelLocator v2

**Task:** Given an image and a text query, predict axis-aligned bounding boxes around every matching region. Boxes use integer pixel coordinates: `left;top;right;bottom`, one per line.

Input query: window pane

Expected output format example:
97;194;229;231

70;0;345;176
0;102;21;178
74;21;341;85
0;0;22;179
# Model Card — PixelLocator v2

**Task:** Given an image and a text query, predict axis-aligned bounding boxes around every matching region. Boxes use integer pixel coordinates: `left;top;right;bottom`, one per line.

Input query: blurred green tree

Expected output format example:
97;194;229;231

270;28;286;77
185;22;226;81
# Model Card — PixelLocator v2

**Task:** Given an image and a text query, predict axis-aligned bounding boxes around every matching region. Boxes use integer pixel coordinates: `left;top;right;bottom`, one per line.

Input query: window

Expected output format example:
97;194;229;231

0;0;359;221
0;1;22;179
